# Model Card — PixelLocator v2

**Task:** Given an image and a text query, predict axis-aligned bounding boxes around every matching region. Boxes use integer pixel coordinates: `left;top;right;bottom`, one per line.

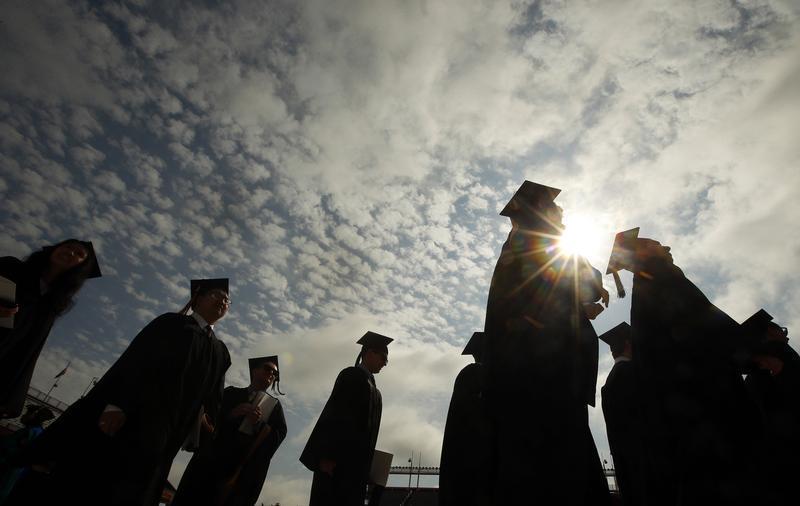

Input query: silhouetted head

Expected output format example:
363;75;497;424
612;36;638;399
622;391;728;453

182;278;230;325
249;355;283;395
606;228;673;297
501;181;563;232
355;331;393;374
25;239;102;316
20;405;55;428
599;322;633;359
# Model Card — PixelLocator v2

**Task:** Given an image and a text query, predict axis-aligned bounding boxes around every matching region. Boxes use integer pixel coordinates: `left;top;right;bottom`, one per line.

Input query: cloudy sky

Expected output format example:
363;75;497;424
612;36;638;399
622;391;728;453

2;0;799;503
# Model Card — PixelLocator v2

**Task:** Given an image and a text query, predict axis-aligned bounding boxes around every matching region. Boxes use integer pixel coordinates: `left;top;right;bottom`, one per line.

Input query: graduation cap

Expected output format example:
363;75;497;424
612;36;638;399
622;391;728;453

462;331;485;359
605;227;640;298
59;239;102;278
500;181;561;217
248;355;279;373
357;331;394;354
180;278;229;315
190;278;229;297
598;322;631;355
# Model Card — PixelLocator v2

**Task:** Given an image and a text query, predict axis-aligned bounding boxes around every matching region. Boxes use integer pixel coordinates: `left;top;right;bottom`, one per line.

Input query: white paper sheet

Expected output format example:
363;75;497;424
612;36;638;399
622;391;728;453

238;392;279;435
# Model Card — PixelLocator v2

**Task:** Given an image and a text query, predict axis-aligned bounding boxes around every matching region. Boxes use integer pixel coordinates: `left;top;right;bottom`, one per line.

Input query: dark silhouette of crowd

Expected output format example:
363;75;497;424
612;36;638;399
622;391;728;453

0;181;797;506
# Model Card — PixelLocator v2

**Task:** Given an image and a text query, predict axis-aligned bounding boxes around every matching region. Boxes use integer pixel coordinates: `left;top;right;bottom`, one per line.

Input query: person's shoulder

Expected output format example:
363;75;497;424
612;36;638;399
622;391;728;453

153;312;189;323
0;256;26;277
337;366;371;385
339;366;366;377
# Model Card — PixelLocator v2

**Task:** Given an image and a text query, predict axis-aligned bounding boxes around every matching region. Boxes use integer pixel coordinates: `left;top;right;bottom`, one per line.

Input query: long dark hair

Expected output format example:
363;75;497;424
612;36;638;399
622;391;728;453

24;239;98;317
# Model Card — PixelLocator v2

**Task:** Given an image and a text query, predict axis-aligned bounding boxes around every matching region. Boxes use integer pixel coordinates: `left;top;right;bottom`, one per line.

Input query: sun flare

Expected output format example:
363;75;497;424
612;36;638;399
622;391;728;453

558;214;605;260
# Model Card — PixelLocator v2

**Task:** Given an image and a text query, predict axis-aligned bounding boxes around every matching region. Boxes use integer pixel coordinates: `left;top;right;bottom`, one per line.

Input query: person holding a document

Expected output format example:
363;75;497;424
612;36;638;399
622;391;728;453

173;355;287;506
300;331;393;506
0;239;101;419
8;278;231;506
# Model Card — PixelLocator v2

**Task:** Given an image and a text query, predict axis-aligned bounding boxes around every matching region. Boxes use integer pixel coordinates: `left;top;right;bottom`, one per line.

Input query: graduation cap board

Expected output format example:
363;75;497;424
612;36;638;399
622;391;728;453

249;355;279;372
500;181;561;217
605;227;640;298
190;278;229;297
462;331;485;357
599;322;632;354
357;331;394;354
249;355;279;382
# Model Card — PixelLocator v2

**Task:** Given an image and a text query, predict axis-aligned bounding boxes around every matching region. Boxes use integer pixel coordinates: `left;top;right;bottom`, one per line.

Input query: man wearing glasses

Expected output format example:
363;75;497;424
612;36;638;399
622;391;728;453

9;278;232;506
173;355;287;506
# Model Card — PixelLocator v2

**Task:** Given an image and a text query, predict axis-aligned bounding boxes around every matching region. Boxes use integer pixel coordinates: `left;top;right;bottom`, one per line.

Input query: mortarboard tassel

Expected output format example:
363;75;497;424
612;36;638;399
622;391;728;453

612;271;626;299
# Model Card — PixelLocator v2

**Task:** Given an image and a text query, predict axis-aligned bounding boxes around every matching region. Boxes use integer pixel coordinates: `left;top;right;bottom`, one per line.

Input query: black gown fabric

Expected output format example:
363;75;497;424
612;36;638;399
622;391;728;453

483;230;610;506
10;312;231;506
438;362;491;506
0;257;58;418
630;259;761;506
172;386;287;506
601;360;647;506
300;366;382;506
745;343;800;506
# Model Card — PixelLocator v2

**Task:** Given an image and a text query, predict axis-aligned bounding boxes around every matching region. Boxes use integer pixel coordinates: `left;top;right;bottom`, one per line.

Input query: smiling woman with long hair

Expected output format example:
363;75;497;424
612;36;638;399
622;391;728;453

0;239;101;419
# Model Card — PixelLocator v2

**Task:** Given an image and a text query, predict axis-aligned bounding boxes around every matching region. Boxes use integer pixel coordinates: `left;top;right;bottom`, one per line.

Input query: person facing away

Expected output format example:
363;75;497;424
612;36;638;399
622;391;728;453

741;310;800;506
300;331;393;506
599;322;647;506
483;180;611;506
8;278;232;506
438;332;492;506
173;355;287;506
606;228;762;506
0;239;101;419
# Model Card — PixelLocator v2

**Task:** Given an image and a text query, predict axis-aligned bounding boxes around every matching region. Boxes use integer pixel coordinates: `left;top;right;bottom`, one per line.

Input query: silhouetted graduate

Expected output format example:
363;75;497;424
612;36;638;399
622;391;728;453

10;278;232;506
300;331;392;506
0;239;101;418
173;355;287;506
599;322;646;506
439;332;491;506
742;310;800;506
484;181;610;505
607;229;761;506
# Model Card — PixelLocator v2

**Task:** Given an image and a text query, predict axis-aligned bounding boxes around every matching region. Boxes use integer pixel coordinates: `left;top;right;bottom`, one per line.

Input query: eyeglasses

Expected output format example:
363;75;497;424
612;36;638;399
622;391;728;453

263;366;278;376
207;291;231;305
781;327;789;337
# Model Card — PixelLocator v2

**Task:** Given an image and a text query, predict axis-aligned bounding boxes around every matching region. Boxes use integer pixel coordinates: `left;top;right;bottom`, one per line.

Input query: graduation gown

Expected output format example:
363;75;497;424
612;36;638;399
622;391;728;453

172;386;287;506
0;257;59;418
438;362;491;506
11;312;231;506
300;366;382;506
745;343;800;506
601;359;646;506
483;231;609;505
630;258;761;506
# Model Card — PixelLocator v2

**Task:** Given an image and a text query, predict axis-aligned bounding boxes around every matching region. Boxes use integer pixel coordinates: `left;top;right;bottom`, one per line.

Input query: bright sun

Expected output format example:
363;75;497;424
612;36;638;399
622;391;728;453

557;214;605;259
